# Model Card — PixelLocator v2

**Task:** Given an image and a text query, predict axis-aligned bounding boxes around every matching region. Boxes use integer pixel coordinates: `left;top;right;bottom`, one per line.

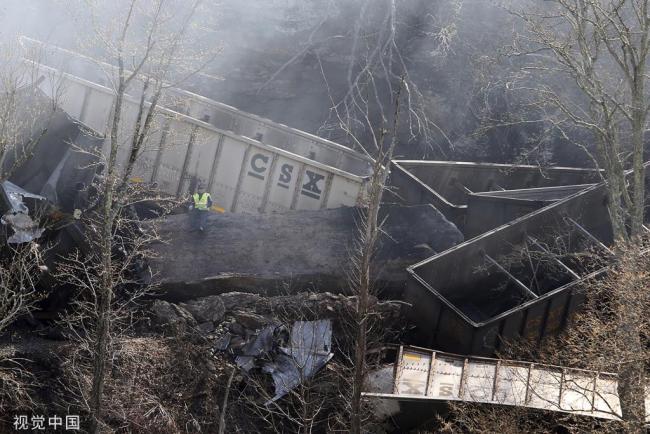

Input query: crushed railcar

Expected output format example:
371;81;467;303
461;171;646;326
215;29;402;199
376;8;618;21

389;160;650;355
389;160;602;236
363;345;650;422
0;84;103;243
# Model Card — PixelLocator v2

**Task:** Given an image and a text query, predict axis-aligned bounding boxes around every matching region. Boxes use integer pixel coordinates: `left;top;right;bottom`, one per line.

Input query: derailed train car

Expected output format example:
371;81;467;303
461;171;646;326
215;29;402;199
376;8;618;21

389;160;602;236
0;84;103;244
363;345;650;421
389;160;640;356
19;38;373;213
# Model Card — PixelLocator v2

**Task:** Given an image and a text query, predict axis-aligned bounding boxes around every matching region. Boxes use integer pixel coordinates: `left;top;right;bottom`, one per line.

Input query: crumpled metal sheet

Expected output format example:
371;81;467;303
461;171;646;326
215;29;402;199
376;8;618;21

0;181;46;243
216;319;334;404
263;320;333;404
235;325;279;372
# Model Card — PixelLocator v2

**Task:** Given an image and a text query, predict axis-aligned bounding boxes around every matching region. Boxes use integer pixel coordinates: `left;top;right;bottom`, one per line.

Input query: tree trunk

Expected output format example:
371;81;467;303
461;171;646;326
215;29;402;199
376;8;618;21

616;247;647;433
89;83;124;434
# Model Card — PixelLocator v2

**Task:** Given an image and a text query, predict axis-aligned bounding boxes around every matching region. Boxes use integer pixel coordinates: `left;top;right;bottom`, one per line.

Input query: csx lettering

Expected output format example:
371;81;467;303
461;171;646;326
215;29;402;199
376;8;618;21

278;164;293;184
248;153;269;180
438;383;455;397
250;154;269;173
301;170;325;199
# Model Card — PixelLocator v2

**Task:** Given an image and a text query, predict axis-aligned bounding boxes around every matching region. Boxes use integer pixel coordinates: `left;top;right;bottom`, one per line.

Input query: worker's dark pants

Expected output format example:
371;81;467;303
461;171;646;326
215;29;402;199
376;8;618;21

191;209;209;230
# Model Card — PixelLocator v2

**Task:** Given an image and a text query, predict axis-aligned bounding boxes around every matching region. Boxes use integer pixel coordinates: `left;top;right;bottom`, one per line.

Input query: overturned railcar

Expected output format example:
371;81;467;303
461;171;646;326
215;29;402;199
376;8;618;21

2;86;103;211
403;178;630;355
389;160;602;236
19;38;373;213
387;159;648;355
363;345;650;421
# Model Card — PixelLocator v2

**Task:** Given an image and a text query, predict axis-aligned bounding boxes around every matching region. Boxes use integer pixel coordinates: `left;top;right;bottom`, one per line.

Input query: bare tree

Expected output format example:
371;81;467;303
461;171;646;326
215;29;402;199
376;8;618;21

0;39;66;421
0;40;64;181
492;1;650;430
41;1;217;431
510;0;650;242
310;2;462;431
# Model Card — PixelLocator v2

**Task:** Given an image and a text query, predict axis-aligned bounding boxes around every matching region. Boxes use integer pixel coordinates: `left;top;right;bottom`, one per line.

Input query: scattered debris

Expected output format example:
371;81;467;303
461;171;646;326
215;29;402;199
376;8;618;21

263;320;333;404
216;319;333;404
0;181;46;243
156;292;353;405
234;324;283;372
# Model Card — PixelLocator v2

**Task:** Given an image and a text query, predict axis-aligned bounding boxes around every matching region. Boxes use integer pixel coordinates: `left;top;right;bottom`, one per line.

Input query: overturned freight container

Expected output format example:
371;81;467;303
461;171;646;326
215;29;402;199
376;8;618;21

1;83;103;211
402;170;650;355
363;345;650;422
21;39;373;213
389;160;602;236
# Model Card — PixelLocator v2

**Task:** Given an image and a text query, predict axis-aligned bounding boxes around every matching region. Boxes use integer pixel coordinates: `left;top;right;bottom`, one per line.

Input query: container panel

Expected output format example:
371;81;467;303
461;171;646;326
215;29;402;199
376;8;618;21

327;176;362;208
499;308;525;344
239;118;267;142
29;58;368;214
21;37;374;180
183;99;209;123
593;377;621;416
113;99;143;175
306;138;340;168
209;136;248;211
265;128;298;154
58;79;87;121
131;112;169;182
182;128;222;193
154;119;194;195
462;361;496;401
395;350;431;396
233;146;275;213
184;97;355;171
435;306;474;354
430;355;463;399
565;287;587;322
82;87;113;133
527;367;562;410
265;155;302;213
521;301;548;341
378;346;648;421
293;165;329;211
404;276;444;348
470;323;500;356
561;371;596;413
494;364;529;405
542;291;571;335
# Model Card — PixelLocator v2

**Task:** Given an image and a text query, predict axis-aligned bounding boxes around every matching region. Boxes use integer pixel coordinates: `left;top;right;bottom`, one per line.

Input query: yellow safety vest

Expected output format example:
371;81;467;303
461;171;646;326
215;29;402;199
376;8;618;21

192;192;211;210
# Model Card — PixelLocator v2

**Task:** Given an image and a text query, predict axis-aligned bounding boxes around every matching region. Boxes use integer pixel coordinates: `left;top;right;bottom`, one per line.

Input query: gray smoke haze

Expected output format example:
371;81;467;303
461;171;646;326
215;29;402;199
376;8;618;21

0;0;596;165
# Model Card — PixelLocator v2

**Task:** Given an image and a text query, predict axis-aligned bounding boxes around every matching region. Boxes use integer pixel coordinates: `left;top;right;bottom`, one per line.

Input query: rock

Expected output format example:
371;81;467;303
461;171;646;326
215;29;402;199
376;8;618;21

197;322;216;334
219;292;264;311
180;296;226;323
231;311;269;331
150;300;197;330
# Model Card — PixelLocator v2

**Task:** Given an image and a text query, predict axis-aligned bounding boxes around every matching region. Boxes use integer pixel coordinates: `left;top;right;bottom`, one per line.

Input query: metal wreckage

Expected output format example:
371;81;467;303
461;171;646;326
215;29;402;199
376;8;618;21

6;38;650;424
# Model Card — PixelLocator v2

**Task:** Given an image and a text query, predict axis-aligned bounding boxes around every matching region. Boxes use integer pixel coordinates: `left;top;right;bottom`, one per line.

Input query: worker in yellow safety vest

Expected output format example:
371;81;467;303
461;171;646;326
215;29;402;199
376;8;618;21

189;184;212;231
